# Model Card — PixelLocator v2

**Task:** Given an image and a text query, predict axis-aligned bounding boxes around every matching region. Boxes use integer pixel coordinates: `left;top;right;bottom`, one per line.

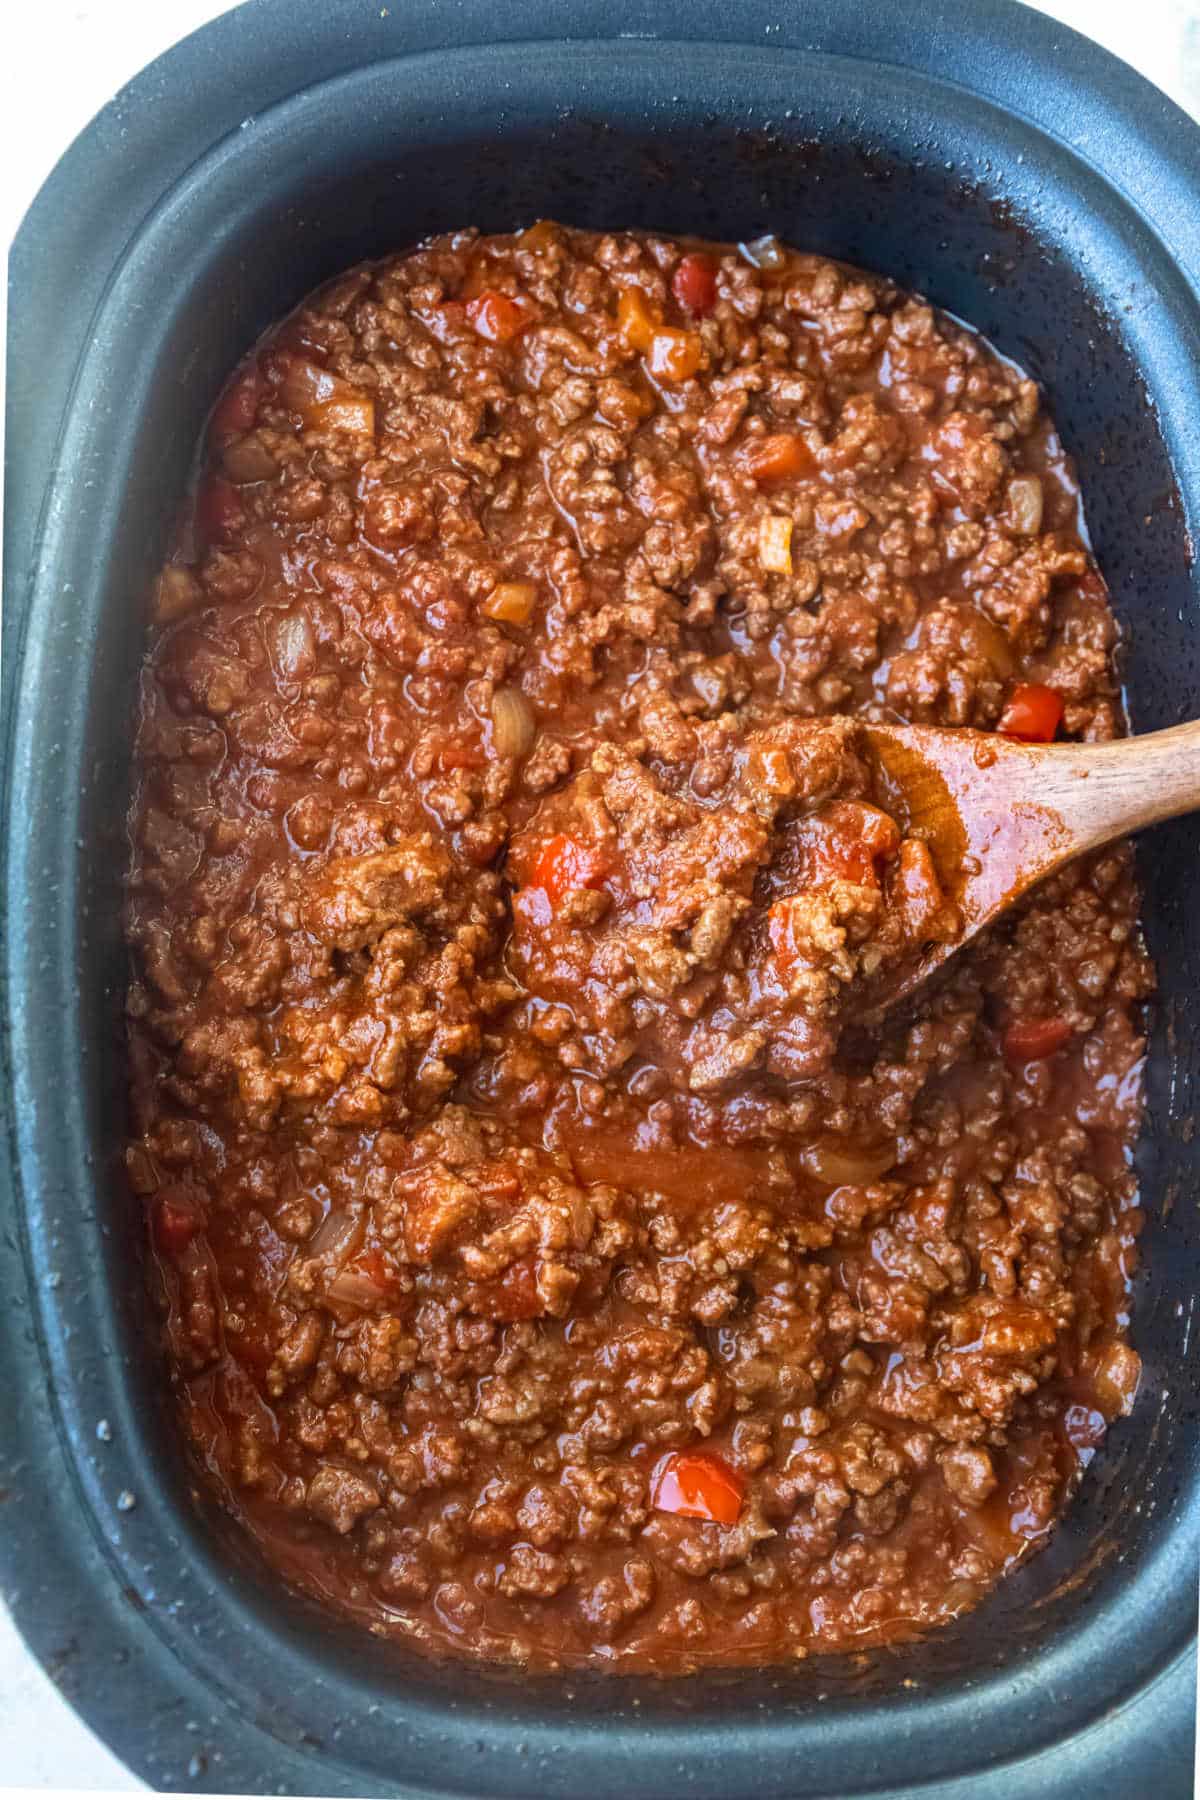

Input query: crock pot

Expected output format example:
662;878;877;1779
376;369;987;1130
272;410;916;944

3;1;1198;1793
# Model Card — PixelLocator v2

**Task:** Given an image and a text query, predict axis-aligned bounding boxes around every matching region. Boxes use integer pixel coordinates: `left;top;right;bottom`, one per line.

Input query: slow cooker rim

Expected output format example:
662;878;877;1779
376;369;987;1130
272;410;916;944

2;7;1200;1792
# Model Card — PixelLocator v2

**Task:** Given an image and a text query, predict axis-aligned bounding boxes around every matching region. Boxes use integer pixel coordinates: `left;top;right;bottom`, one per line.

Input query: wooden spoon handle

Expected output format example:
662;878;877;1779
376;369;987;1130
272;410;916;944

1029;718;1200;855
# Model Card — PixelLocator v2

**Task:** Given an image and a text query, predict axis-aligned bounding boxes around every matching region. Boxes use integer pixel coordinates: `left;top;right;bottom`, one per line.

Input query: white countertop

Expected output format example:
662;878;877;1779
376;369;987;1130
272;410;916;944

3;0;1198;1788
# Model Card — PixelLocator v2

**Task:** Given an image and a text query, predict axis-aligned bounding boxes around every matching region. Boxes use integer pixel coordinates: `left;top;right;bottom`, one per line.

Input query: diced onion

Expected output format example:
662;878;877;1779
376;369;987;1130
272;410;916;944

221;433;279;483
268;608;316;681
279;355;337;412
1090;1339;1142;1417
280;356;375;434
308;1208;363;1262
740;234;786;270
314;393;376;435
483;581;537;626
327;1263;390;1308
1007;474;1044;536
969;608;1016;678
801;1139;897;1187
155;565;202;624
490;686;537;759
759;513;794;574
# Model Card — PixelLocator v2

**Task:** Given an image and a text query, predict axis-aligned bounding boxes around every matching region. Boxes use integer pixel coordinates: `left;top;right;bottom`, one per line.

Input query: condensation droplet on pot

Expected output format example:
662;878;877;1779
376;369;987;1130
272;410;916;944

187;1752;208;1780
96;1418;112;1442
739;233;785;270
116;1489;137;1511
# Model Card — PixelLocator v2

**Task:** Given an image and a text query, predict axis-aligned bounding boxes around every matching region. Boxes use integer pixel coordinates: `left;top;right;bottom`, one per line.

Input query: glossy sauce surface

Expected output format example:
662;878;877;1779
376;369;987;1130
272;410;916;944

125;224;1150;1672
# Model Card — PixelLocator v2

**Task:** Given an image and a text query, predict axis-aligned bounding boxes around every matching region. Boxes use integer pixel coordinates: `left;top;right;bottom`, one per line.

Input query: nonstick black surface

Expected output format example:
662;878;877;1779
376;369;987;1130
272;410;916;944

3;2;1198;1794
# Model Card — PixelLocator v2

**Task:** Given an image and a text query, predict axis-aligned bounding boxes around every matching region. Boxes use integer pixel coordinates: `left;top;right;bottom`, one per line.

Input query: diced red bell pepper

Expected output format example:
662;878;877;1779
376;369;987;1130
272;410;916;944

652;1450;744;1525
671;253;718;315
1002;1016;1073;1064
997;683;1063;743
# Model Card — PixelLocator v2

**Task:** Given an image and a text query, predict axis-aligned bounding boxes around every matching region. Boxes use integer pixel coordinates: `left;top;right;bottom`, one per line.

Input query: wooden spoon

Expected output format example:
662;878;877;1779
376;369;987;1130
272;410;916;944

862;718;1200;1013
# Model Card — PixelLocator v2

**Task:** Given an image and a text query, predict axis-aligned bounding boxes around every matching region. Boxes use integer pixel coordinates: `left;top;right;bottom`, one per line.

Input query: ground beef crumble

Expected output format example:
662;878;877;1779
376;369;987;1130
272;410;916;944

126;223;1151;1674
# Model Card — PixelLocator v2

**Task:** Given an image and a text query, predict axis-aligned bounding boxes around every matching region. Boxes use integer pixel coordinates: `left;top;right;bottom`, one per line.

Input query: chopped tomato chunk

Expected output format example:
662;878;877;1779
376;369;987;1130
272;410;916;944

350;1247;397;1292
807;800;899;887
616;288;660;353
647;328;702;383
997;683;1063;743
891;838;959;944
465;290;534;343
652;1450;744;1525
742;432;814;483
746;744;794;795
1002;1016;1073;1064
473;1256;542;1322
327;1247;400;1308
671;253;718;315
767;898;808;978
153;1196;199;1256
529;832;612;911
432;738;486;773
518;219;559;253
195;475;245;543
768;802;900;978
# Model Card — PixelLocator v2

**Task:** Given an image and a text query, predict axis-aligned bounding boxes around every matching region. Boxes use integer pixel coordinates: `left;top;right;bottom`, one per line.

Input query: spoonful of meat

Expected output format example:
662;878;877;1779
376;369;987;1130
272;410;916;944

861;706;1200;1017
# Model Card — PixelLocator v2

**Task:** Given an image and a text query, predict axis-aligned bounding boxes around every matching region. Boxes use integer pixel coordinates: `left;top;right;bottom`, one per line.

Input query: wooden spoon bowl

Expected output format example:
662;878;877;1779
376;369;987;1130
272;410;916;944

862;718;1200;1013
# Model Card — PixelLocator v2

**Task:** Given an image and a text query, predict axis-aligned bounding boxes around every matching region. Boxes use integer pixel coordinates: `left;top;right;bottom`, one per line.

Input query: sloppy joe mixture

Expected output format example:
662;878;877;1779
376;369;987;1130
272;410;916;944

125;223;1150;1672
